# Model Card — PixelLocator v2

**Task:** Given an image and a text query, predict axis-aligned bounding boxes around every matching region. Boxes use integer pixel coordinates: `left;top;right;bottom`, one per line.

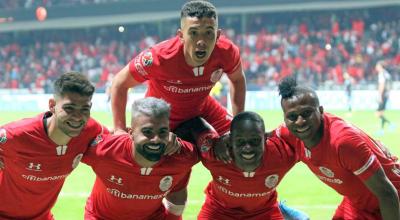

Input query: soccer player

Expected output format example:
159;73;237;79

375;61;395;135
276;76;400;220
0;72;106;219
82;97;198;220
175;113;305;220
110;0;246;136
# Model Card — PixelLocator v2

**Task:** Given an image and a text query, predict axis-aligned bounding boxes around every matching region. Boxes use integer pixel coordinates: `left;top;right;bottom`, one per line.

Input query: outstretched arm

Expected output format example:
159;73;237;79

364;167;400;220
110;64;141;134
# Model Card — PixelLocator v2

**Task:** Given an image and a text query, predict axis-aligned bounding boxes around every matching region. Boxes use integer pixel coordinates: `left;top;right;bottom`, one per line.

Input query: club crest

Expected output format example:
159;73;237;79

159;176;173;192
210;68;223;83
265;174;279;188
319;166;334;178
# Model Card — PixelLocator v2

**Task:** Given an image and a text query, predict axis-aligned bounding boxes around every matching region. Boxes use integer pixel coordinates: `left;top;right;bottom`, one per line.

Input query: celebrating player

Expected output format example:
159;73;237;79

82;97;198;220
175;112;309;220
276;76;400;220
110;0;246;136
0;72;106;219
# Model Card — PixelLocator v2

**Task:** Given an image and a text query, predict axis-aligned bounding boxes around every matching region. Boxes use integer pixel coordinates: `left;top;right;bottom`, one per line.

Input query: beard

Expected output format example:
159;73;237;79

136;143;167;162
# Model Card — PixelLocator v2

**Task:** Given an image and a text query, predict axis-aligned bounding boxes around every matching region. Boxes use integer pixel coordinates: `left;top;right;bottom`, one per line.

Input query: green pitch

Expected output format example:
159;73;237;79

1;110;398;219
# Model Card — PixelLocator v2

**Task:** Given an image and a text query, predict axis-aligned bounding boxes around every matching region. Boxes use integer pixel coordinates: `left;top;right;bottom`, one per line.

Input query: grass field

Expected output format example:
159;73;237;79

1;110;399;219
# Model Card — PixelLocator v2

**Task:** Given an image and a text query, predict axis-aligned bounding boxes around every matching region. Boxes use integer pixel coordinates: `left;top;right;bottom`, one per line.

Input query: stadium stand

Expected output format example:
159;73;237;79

0;0;399;92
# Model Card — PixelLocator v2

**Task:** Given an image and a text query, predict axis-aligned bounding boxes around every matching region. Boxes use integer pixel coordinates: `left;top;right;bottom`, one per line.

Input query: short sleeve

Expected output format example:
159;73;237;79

338;136;381;181
128;49;155;83
218;37;241;75
195;130;219;161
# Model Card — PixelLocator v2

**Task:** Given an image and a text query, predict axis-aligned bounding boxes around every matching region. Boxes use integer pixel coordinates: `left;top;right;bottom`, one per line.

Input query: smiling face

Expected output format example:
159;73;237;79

281;92;324;147
231;119;265;172
50;92;92;137
179;16;220;67
131;114;169;162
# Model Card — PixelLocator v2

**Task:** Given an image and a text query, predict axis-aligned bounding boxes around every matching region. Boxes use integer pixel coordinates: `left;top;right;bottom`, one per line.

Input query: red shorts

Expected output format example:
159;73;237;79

333;197;382;220
198;196;284;220
170;96;232;135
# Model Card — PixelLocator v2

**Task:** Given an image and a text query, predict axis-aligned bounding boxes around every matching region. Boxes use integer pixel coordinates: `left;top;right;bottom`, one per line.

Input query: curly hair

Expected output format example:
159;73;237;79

278;76;298;99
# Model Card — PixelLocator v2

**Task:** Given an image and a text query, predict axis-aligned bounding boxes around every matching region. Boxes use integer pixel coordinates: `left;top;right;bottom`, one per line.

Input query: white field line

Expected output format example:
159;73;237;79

58;192;336;209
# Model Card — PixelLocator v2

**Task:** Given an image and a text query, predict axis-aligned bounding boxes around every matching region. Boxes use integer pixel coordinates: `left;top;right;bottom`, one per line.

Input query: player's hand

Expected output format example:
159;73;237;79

214;133;232;163
165;132;181;156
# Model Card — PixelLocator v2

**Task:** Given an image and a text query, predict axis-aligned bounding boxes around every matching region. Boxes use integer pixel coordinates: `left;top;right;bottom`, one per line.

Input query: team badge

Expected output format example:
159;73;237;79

210;68;223;83
0;128;7;144
319;166;334;178
265;174;279;188
90;135;103;147
72;153;83;169
159;176;173;192
141;51;153;67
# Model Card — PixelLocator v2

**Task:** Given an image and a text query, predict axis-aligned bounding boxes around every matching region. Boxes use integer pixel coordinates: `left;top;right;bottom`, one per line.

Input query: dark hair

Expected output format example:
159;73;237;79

231;111;265;133
53;71;95;97
278;76;320;106
278;76;297;99
181;0;217;20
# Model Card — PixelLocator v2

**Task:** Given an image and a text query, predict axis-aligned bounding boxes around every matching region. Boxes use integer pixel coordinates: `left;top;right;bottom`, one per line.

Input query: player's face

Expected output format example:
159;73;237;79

281;93;324;147
179;16;220;67
132;114;169;162
231;120;264;172
51;92;92;137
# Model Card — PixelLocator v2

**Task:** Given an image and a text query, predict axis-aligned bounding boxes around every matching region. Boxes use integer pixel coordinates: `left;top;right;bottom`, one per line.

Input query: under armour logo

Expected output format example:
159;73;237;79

108;175;123;185
217;176;230;185
56;145;68;156
27;163;42;171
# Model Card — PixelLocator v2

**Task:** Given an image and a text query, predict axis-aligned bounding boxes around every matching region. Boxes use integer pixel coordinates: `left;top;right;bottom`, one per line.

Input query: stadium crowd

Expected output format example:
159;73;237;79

0;0;124;10
1;6;399;92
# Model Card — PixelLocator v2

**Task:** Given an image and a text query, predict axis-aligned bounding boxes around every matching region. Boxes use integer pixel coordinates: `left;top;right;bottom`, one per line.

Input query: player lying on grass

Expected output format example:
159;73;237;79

175;112;309;220
81;97;197;220
276;76;400;220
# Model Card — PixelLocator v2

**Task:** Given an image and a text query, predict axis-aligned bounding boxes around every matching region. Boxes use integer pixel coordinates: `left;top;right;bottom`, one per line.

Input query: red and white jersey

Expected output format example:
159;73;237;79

197;132;298;216
0;112;104;220
128;35;241;123
82;134;199;220
276;113;400;210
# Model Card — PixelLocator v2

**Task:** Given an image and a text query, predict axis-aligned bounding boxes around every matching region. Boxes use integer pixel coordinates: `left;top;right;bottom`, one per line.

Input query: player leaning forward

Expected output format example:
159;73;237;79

0;72;106;219
276;76;400;220
82;97;198;220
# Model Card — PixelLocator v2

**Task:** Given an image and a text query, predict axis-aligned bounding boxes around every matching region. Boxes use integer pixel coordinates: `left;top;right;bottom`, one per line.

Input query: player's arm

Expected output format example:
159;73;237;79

111;64;142;134
226;63;246;116
163;188;187;220
364;167;400;220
